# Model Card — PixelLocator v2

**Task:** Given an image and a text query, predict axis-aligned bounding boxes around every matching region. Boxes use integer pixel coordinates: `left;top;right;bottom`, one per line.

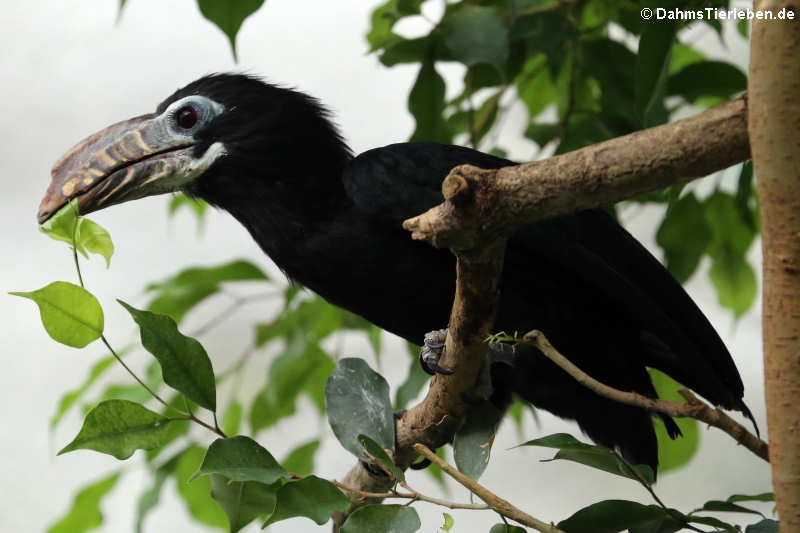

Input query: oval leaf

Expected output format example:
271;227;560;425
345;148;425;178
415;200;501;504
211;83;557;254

358;434;404;482
443;7;509;74
263;476;350;527
325;358;394;459
119;300;216;410
77;218;114;268
11;281;103;348
341;504;421;533
453;401;502;480
281;440;320;476
557;500;673;533
47;472;121;533
519;433;654;484
210;474;278;533
59;400;176;459
197;0;265;60
192;436;287;484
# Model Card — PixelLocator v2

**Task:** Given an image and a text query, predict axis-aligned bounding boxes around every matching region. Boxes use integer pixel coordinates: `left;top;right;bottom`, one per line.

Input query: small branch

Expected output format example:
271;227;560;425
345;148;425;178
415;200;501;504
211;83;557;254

523;330;769;462
330;480;489;511
414;444;564;533
403;96;750;251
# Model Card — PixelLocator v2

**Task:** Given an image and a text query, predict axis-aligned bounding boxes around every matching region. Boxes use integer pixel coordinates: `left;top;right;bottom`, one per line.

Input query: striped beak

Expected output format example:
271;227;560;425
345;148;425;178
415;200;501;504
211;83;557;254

38;114;201;223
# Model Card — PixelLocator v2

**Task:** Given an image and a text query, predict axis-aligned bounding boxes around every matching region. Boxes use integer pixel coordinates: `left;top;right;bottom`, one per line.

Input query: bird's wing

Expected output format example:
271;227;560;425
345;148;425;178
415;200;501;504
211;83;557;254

343;142;512;226
343;142;746;411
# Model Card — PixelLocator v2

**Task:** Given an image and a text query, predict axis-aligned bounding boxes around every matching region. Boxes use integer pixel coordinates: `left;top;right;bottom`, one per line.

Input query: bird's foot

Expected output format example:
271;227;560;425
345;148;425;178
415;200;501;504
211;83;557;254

419;328;454;375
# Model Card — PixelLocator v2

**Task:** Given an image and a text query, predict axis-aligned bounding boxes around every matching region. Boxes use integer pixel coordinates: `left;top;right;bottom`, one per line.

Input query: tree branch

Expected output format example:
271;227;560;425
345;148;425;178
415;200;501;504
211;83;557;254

414;443;565;533
403;96;750;251
522;330;769;462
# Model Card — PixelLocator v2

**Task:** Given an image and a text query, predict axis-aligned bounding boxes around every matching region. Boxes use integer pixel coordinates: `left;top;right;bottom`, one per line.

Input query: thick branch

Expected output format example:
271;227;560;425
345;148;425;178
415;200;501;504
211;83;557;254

523;330;769;462
404;96;750;250
334;241;509;526
415;444;565;533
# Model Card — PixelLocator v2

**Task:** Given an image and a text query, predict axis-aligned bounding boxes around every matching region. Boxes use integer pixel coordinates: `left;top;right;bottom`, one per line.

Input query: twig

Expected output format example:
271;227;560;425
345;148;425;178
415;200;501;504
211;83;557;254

523;330;769;461
331;479;490;511
414;444;565;533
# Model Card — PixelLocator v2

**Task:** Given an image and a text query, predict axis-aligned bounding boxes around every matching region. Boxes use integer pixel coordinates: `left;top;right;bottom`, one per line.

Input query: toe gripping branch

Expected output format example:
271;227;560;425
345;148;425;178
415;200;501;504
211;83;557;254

419;328;454;375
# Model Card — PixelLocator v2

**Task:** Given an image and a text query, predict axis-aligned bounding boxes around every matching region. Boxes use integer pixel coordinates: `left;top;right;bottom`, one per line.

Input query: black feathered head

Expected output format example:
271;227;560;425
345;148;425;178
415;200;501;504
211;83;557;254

38;73;351;223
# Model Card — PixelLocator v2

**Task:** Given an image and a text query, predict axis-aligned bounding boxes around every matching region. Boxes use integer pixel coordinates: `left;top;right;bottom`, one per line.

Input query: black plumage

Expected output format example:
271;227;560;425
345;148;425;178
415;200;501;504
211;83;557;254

44;73;755;470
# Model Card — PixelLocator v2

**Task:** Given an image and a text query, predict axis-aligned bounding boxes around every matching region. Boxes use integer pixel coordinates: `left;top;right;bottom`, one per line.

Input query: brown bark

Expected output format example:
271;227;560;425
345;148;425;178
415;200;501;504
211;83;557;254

404;97;749;250
749;2;800;529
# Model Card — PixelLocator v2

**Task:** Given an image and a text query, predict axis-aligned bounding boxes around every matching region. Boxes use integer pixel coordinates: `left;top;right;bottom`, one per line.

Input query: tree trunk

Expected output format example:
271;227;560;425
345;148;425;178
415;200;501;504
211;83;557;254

749;2;800;529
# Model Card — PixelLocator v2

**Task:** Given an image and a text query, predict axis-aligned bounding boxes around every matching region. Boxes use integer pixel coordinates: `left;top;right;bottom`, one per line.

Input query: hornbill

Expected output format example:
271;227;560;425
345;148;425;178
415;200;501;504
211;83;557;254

37;73;754;470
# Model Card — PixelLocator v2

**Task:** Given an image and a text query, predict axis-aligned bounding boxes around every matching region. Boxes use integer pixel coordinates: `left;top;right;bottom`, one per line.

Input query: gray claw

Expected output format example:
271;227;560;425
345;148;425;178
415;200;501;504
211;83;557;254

420;328;452;375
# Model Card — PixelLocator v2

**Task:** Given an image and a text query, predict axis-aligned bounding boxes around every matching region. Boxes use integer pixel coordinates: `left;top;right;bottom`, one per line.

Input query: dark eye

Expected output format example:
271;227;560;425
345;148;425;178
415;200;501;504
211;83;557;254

176;105;198;129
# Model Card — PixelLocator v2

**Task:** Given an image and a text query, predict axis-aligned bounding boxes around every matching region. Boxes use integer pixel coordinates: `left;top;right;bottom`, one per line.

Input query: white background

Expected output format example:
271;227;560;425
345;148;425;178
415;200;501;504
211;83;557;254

0;2;772;532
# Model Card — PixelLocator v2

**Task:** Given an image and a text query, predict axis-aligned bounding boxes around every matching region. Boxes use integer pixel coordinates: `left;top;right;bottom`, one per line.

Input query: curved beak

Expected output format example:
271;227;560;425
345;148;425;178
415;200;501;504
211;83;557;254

38;115;200;223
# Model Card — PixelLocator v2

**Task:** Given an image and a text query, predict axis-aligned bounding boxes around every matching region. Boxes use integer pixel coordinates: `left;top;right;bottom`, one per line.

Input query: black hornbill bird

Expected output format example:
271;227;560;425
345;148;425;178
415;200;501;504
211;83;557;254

38;74;754;470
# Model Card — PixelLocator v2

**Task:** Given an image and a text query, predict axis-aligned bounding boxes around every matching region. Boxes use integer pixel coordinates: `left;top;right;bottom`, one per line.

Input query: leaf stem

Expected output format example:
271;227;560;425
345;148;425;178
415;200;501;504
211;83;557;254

70;216;226;439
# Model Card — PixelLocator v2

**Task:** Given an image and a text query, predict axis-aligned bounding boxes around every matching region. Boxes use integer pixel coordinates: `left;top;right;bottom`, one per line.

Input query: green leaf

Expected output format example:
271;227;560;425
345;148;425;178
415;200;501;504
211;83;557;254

135;454;179;533
686;514;738;532
693;499;764;517
628;514;685;533
667;61;747;102
635;22;676;126
705;192;758;317
146;259;268;323
210;474;278;533
168;193;208;223
39;199;81;246
746;519;779;533
196;0;265;61
444;7;509;75
394;345;430;409
409;58;452;143
489;525;526;533
367;0;401;51
51;355;116;428
708;236;757;317
11;281;104;348
358;434;404;482
281;440;320;476
250;339;329;431
78;218;114;268
325;358;395;459
520;433;654;484
442;513;455;531
221;400;243;436
47;472;121;533
380;36;434;67
192;436;287;484
729;492;774;503
557;500;673;533
175;445;228;528
649;370;699;473
59;400;177;459
120;300;217;410
144;394;192;462
656;193;712;283
341;504;421;533
264;476;350;527
517;54;558;118
453;401;502;480
737;19;749;39
39;199;114;266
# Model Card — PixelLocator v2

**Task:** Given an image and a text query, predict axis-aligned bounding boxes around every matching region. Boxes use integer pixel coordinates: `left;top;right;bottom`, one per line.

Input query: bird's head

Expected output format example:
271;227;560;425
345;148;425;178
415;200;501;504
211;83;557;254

38;73;350;223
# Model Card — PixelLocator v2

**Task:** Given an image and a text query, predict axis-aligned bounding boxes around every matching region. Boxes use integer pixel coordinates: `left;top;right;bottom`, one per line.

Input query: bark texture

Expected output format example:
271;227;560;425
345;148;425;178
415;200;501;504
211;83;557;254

749;2;800;529
404;97;749;250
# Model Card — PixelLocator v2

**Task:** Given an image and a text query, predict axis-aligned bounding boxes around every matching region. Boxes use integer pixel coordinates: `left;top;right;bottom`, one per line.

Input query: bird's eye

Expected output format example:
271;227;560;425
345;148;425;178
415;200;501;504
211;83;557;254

176;106;198;129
